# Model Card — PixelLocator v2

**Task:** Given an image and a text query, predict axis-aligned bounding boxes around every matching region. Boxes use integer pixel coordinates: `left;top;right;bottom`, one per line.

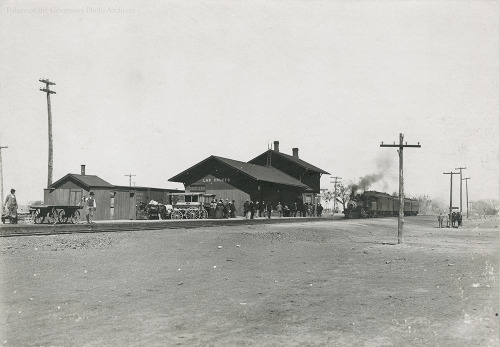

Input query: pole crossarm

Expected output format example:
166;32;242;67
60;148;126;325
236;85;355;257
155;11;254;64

125;174;136;187
380;142;421;148
39;88;56;94
39;78;56;85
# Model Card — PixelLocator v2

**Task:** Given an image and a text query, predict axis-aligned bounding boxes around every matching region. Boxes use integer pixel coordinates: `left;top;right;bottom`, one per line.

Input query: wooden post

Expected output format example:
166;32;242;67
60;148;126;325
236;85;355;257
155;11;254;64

443;171;459;226
0;143;8;207
39;79;56;188
463;177;470;219
455;167;466;213
380;133;421;244
398;134;404;243
330;176;342;214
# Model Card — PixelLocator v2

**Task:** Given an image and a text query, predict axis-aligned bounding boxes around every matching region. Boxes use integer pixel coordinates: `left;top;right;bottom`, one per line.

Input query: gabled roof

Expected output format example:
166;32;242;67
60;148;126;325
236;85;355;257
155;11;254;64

248;150;330;174
50;174;113;189
169;155;309;189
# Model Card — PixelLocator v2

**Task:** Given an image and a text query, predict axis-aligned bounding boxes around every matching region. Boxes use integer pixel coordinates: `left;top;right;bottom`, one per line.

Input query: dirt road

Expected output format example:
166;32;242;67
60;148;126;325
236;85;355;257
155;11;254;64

1;216;498;346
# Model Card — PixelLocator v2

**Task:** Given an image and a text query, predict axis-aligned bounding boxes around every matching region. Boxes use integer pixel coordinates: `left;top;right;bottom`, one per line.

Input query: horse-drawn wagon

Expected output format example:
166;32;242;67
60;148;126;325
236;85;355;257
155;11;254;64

168;192;215;220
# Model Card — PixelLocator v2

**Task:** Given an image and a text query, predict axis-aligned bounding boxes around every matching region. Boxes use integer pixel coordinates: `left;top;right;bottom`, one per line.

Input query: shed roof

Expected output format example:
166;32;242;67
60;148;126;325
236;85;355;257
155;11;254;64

50;174;113;189
169;155;309;189
249;150;330;174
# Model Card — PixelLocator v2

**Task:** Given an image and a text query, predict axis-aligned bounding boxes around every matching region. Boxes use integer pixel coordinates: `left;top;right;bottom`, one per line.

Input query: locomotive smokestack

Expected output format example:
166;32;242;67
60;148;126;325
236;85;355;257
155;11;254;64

274;141;280;152
292;148;299;158
81;165;86;176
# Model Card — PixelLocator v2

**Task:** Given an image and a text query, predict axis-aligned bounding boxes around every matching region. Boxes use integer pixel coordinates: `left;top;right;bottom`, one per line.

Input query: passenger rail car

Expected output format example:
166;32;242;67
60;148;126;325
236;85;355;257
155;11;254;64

344;191;419;219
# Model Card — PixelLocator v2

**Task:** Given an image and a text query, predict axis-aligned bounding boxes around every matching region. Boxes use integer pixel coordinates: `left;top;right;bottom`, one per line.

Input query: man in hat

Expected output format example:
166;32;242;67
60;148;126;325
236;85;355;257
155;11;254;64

4;188;18;220
86;191;96;224
243;200;250;219
438;213;444;228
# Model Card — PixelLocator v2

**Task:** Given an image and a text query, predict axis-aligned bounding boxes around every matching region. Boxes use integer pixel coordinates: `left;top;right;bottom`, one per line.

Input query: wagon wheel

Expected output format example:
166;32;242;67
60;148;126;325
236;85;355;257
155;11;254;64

171;210;183;219
33;209;45;224
30;210;37;224
71;210;81;224
185;209;197;219
46;208;57;224
58;209;69;223
199;209;208;219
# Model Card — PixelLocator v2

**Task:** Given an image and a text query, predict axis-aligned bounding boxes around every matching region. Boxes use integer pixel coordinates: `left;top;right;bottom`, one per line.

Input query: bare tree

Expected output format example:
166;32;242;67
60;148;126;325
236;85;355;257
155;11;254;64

321;190;335;206
335;184;352;211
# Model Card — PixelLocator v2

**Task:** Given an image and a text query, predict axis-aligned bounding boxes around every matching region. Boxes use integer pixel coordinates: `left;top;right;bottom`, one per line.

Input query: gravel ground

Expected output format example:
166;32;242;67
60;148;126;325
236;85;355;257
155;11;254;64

0;215;498;346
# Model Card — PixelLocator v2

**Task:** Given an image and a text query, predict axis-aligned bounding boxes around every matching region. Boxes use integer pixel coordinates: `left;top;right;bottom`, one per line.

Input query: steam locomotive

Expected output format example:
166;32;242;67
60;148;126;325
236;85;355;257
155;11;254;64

343;190;419;219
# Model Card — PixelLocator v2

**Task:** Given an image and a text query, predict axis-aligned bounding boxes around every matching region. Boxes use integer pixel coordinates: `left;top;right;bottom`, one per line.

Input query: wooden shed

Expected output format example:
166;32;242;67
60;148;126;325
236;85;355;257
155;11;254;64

45;166;182;220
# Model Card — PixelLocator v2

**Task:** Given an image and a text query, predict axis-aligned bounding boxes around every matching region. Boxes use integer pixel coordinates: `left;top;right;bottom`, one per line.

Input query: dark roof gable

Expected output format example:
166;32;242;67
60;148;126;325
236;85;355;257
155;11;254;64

169;155;309;189
248;150;329;174
50;174;113;189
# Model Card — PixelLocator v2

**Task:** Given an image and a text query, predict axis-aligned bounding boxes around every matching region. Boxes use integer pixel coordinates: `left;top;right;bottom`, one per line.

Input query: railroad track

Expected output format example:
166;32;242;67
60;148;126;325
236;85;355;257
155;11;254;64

0;217;334;237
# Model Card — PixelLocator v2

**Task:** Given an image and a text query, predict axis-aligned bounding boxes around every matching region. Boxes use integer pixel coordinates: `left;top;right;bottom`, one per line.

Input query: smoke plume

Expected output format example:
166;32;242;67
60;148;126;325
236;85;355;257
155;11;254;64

350;153;395;195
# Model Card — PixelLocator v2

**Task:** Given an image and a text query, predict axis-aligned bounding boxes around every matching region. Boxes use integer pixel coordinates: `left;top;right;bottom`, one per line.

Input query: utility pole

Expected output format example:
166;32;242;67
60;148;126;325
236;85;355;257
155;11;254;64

380;133;421;244
39;78;56;188
125;174;136;187
330;176;342;214
443;171;459;226
0;143;8;207
455;167;466;213
463;177;471;219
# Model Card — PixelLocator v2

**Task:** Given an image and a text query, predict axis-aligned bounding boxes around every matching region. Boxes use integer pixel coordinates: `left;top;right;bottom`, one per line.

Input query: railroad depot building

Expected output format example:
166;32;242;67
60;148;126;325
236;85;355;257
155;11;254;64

44;165;181;220
169;141;329;216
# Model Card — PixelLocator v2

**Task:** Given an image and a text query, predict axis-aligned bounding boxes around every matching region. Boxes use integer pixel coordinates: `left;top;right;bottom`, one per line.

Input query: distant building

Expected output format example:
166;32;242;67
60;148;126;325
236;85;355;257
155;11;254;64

44;165;181;220
169;141;329;215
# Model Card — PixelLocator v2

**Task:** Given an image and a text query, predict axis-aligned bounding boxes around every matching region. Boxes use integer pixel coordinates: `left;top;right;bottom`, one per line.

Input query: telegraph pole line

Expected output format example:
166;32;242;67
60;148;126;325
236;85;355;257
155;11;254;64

443;171;459;226
380;133;421;244
330;176;342;214
455;167;466;213
463;177;471;219
39;78;56;188
0;143;8;207
125;174;136;187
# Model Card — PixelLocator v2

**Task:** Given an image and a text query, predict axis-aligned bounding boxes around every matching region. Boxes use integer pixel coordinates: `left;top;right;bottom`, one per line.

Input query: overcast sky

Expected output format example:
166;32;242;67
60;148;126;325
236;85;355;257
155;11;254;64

0;0;498;206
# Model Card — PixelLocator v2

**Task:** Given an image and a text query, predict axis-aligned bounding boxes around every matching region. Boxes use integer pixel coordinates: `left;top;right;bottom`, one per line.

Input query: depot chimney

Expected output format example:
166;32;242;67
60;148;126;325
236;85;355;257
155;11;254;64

81;165;86;176
274;141;280;152
292;148;299;158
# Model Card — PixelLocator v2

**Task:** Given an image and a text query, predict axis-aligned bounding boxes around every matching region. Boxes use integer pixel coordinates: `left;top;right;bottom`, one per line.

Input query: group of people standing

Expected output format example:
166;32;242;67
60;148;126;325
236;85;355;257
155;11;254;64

437;211;463;228
243;200;273;219
241;200;324;219
209;199;236;219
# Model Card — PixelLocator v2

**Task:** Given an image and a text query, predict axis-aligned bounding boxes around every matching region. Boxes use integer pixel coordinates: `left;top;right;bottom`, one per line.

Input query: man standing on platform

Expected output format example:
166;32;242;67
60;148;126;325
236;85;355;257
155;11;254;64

266;201;272;219
4;188;18;221
86;191;96;224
